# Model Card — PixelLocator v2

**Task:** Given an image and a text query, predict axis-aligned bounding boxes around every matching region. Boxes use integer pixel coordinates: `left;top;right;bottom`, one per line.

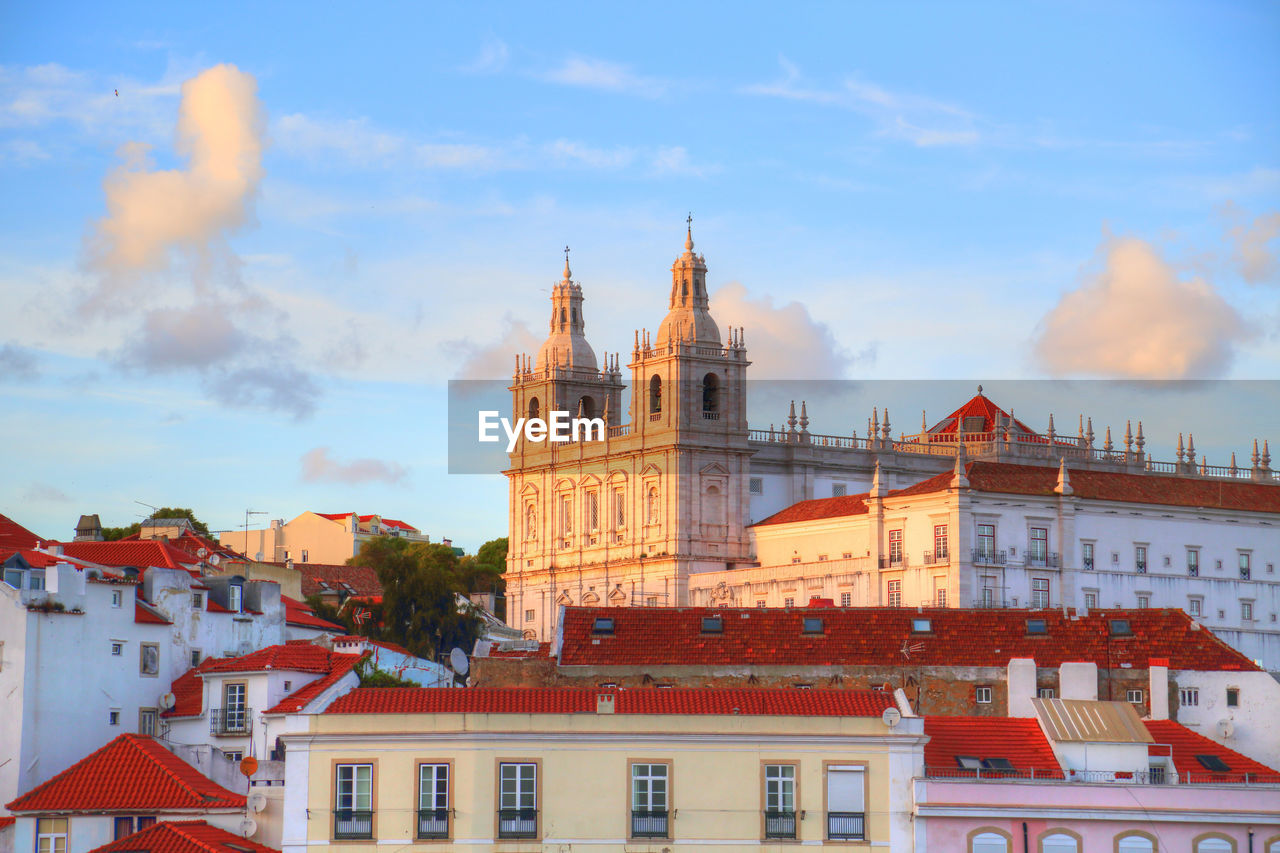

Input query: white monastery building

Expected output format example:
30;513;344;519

503;225;1280;669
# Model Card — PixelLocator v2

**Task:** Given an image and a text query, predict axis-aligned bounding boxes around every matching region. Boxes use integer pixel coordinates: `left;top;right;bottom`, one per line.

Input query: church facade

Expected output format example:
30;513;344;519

503;227;1280;669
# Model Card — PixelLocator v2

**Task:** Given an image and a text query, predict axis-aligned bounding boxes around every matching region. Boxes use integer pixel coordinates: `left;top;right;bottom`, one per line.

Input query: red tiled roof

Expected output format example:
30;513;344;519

377;518;416;531
291;563;383;599
557;607;1259;672
54;540;200;572
134;601;171;625
757;461;1280;524
3;549;97;570
925;392;1037;437
0;513;42;551
162;660;218;719
198;643;337;675
326;686;895;717
924;716;1064;778
486;642;553;659
282;595;345;631
315;512;353;522
5;734;244;811
89;821;278;853
1143;720;1280;783
0;816;14;830
265;651;364;714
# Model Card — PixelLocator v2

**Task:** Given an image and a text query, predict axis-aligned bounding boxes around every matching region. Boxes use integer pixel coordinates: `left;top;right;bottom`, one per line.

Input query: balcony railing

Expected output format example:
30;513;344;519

497;809;537;839
764;810;797;839
630;809;669;838
1136;562;1147;574
1241;568;1251;580
1083;557;1095;570
923;549;949;565
827;812;865;841
333;810;374;839
209;707;251;736
924;766;1280;785
1026;551;1061;568
972;548;1007;565
417;809;448;839
879;554;907;569
1188;565;1199;577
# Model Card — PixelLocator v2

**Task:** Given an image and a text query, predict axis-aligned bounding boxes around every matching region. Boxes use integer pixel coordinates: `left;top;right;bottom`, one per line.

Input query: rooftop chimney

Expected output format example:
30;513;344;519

1148;658;1170;721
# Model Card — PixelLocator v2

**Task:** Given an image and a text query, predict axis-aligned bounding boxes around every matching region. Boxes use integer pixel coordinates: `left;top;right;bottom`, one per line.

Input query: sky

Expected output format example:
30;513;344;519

2;2;1278;550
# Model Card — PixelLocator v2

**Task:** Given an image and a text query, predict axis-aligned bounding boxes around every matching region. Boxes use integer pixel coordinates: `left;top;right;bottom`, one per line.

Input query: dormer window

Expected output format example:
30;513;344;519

701;616;723;634
592;617;615;635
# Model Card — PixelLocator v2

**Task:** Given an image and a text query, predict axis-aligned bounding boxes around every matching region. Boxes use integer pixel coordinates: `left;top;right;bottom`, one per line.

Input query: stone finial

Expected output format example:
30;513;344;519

1086;416;1095;448
1263;440;1272;471
977;384;984;395
870;460;887;497
882;408;891;441
1077;414;1085;442
1104;426;1113;453
1136;421;1145;454
799;401;810;433
787;400;798;433
1186;433;1195;461
1176;433;1185;463
1200;455;1208;475
1230;452;1238;476
1055;457;1073;496
951;441;969;489
563;244;572;282
922;410;928;432
1124;420;1132;453
1252;439;1261;469
1047;413;1056;443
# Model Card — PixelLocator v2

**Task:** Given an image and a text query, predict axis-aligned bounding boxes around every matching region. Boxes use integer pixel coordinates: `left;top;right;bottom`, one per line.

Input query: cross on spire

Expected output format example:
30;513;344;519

562;245;571;281
685;212;694;251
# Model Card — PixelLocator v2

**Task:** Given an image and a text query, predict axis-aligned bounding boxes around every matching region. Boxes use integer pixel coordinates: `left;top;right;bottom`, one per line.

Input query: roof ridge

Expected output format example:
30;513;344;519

122;735;212;802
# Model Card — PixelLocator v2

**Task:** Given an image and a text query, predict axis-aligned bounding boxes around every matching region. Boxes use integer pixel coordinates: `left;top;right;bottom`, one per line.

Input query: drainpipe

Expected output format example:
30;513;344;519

1022;822;1029;853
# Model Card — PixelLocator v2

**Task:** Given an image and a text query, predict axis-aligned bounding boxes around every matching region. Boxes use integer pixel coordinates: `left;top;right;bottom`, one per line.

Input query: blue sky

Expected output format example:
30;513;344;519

2;2;1278;549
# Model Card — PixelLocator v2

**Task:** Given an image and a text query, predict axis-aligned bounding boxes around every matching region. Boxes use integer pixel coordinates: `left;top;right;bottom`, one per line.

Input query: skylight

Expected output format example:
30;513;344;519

1195;754;1231;772
701;615;723;634
955;756;981;770
911;618;932;633
591;616;615;635
801;616;824;634
1109;619;1132;636
1026;619;1048;634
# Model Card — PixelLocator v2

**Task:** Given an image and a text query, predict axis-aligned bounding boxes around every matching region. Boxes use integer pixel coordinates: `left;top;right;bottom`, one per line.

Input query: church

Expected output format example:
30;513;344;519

503;225;1280;669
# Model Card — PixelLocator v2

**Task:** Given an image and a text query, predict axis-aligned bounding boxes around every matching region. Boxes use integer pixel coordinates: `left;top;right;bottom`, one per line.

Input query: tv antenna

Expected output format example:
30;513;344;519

243;509;267;533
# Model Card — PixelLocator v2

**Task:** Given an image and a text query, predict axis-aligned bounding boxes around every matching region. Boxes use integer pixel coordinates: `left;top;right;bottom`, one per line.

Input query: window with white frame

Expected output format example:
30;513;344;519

222;682;247;733
417;763;449;839
498;762;537;839
1242;601;1254;621
1029;527;1048;564
630;763;669;838
139;643;159;676
1137;594;1150;609
36;818;67;853
934;577;947;607
1031;578;1049;609
1081;541;1094;570
111;641;123;656
1135;545;1147;573
840;592;851;607
886;580;901;608
1041;833;1079;853
1189;597;1202;617
783;597;794;608
1240;551;1252;579
971;831;1010;853
977;524;995;560
111;589;122;607
764;764;796;839
334;763;373;838
1084;591;1097;610
1187;548;1200;576
1127;688;1144;704
108;709;120;726
228;584;242;613
1037;687;1056;698
138;708;156;735
1180;687;1199;706
934;524;948;560
981;575;996;607
888;529;903;564
975;686;992;704
825;765;865;841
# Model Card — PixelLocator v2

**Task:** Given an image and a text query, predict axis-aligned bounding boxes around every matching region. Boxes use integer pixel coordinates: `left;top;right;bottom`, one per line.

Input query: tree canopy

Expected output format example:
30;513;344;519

102;507;211;541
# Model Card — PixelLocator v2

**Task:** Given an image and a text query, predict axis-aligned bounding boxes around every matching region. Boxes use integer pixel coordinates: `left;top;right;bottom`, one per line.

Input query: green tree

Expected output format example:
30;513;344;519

102;507;211;540
349;537;484;660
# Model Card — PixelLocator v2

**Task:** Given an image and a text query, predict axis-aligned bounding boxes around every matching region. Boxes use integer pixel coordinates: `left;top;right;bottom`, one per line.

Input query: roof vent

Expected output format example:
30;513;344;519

592;616;615;635
701;615;723;634
802;616;824;634
1109;619;1132;636
1026;619;1048;635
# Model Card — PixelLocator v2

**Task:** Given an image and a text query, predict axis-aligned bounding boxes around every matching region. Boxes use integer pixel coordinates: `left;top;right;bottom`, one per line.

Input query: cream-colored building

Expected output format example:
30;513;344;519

219;513;426;566
280;686;924;852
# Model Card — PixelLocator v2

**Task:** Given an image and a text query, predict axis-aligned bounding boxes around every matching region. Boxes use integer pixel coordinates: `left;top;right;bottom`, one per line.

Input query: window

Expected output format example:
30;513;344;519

1242;601;1254;621
888;529;903;564
111;589;122;607
1026;619;1048;634
1029;527;1048;564
934;524;949;559
982;576;996;608
301;549;309;563
114;817;136;840
498;762;537;839
1127;689;1144;704
1037;687;1056;698
417;763;449;839
225;750;243;762
334;763;373;839
977;524;995;560
802;616;824;634
559;494;573;538
825;765;865;841
764;764;796;839
138;708;156;735
192;592;203;608
108;709;120;726
1180;687;1199;706
1195;755;1231;773
630;762;669;838
832;482;847;497
190;649;201;667
1116;832;1155;853
220;682;248;734
648;374;662;414
749;477;764;495
1189;598;1202;617
586;491;599;533
1082;542;1094;570
37;818;68;853
886;580;901;608
139;643;159;676
1031;578;1049;609
975;686;992;704
111;642;123;656
1137;595;1150;609
1040;832;1080;853
1187;548;1200;576
971;831;1011;853
1226;687;1239;707
283;680;292;691
701;615;723;634
912;618;932;633
1084;592;1097;610
757;600;767;608
592;616;614;635
1135;545;1147;573
1240;552;1251;580
840;592;851;607
613;488;626;529
1109;619;1132;636
935;586;947;607
228;584;242;612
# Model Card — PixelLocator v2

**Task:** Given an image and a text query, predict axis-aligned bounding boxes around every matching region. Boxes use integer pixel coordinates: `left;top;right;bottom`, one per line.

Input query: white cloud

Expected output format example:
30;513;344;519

0;138;50;164
460;37;509;74
0;343;40;380
1223;204;1280;284
0;61;182;141
274;113;405;165
540;56;668;99
545;139;635;170
710;281;861;379
300;446;407;485
650;145;715;177
443;315;543;380
1034;236;1249;379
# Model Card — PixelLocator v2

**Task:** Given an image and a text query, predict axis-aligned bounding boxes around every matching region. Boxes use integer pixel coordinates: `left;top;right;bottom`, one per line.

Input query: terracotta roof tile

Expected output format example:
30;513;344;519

53;540;200;572
924;716;1063;778
5;734;243;811
557;606;1258;671
89;821;278;853
290;564;383;599
134;600;171;625
486;642;553;659
265;652;364;714
325;686;894;717
0;513;43;551
198;643;338;675
282;595;344;631
1144;720;1280;783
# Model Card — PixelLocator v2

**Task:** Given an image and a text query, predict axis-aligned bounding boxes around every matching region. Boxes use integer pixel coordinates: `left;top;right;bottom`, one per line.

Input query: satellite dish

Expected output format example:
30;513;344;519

197;547;208;558
209;554;221;566
881;707;902;729
1217;719;1235;738
449;647;470;675
159;692;177;710
247;791;268;813
239;818;258;838
239;756;259;777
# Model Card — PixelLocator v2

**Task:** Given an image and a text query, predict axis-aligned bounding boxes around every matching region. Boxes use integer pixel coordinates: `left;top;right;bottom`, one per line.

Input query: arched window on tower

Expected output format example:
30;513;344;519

681;279;688;300
578;396;595;419
702;373;719;416
648;375;662;415
571;307;578;325
560;307;566;327
528;397;540;421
